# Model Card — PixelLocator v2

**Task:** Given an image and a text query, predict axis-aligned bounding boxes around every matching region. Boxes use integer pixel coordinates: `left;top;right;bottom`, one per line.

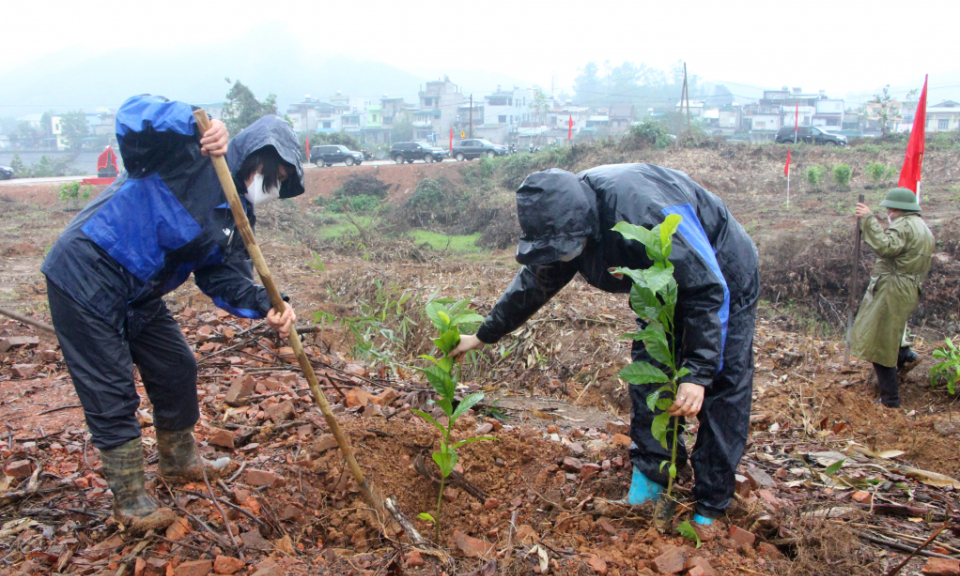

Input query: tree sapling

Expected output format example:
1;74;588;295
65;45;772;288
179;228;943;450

413;298;496;540
610;214;691;532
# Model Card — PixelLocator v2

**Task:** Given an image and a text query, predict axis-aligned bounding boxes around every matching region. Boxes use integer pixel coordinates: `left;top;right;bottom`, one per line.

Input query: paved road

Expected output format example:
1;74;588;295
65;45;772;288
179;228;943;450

0;158;464;187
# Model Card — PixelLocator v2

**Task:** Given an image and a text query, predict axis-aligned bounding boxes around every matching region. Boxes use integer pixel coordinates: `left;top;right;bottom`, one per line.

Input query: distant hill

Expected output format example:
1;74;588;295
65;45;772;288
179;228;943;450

0;29;413;115
0;28;538;119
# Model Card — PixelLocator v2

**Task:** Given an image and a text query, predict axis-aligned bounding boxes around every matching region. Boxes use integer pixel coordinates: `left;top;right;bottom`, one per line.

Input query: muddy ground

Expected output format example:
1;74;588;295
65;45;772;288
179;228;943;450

0;142;959;576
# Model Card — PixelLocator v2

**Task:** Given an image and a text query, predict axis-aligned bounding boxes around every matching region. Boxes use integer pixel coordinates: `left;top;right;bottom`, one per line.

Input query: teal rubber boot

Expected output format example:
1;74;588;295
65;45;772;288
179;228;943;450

626;466;663;505
693;514;714;525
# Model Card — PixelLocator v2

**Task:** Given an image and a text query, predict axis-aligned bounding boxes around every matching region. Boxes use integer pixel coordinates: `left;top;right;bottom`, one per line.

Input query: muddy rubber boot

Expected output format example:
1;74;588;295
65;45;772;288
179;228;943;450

873;363;901;408
156;427;231;484
100;438;175;534
897;347;921;378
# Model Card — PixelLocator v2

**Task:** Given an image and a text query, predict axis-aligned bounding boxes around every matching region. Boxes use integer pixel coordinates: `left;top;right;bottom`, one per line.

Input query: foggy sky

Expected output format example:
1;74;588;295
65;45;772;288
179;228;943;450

4;0;958;107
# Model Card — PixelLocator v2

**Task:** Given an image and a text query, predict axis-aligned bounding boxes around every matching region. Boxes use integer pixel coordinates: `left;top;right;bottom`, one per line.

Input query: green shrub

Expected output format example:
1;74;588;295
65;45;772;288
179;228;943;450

930;338;960;394
804;165;827;189
865;162;888;184
622;121;673;150
326;194;381;213
832;164;852;189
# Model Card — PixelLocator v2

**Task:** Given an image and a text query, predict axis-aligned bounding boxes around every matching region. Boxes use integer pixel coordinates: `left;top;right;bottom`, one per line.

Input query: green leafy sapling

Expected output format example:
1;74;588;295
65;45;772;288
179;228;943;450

413;298;496;540
611;214;690;524
930;337;960;395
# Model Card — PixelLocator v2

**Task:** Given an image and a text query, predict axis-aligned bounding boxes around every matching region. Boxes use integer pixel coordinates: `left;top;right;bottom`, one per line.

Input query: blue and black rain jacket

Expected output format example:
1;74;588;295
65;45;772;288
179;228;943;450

42;95;304;332
475;164;759;388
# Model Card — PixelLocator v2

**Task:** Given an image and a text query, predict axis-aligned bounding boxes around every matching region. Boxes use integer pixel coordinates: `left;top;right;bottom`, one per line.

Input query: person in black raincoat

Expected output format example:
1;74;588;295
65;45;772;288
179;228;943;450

42;95;304;532
451;164;759;525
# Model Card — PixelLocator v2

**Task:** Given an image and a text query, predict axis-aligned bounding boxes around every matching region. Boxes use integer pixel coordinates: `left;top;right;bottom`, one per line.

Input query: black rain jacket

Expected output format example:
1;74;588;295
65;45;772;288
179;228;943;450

475;164;759;387
42;95;304;333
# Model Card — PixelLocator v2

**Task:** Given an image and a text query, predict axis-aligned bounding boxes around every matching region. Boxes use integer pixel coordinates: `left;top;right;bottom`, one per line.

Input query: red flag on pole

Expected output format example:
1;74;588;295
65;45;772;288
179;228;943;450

898;74;928;197
305;137;310;162
784;147;791;176
450;127;453;152
568;115;573;141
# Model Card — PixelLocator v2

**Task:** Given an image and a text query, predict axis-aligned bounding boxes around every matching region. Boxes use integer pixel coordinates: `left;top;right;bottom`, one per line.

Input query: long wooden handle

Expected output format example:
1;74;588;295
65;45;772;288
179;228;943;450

192;110;381;511
844;193;866;365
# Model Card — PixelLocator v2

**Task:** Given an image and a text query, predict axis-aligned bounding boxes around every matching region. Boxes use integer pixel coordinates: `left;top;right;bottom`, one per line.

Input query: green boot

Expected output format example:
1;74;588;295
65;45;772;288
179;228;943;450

100;438;175;534
156;427;231;484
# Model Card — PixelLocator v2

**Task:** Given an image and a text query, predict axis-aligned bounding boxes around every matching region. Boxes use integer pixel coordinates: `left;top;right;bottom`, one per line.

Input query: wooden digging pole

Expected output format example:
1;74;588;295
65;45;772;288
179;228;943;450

844;193;865;365
192;110;382;512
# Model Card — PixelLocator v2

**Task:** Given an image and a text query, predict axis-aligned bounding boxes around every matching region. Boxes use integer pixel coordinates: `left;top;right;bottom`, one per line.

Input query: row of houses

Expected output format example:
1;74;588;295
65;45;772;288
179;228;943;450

687;87;960;141
284;77;639;146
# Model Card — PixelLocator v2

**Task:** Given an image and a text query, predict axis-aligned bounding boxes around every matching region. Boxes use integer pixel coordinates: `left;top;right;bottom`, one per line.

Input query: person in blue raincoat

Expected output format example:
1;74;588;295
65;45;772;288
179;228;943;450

42;95;303;532
451;165;759;527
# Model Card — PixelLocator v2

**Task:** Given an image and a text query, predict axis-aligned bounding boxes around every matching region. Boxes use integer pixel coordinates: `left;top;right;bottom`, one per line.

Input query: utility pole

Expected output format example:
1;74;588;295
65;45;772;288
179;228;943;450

469;94;473;138
676;63;688;150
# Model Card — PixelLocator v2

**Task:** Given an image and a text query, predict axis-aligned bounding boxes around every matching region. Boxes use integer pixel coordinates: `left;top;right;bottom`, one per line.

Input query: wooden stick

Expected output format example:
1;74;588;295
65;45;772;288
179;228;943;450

192;110;382;515
0;307;55;334
885;506;954;576
844;193;865;365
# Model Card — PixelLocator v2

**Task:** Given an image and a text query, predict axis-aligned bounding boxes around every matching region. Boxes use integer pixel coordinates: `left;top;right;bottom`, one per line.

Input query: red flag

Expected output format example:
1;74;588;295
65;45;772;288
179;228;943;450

784;147;791;176
305;137;310;162
568;115;573;141
450;127;453;151
898;74;928;195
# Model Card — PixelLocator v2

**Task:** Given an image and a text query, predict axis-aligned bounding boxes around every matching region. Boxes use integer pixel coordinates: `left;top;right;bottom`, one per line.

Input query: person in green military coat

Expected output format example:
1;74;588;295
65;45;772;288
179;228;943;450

852;188;934;408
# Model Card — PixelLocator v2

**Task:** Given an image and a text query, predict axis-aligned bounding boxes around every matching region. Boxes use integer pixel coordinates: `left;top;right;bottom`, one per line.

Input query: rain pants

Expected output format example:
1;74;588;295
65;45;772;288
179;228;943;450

42;95;304;449
476;165;760;518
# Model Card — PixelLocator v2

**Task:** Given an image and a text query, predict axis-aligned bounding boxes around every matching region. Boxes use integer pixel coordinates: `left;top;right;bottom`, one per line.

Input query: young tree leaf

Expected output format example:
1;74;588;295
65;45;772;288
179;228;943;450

824;459;845;476
669;463;677;479
677;520;702;548
412;409;446;435
660;460;669;472
660;214;682;247
420;365;456;399
436;397;454;418
453;436;498;449
425;302;450;332
432;328;461;356
651;412;671;449
620;361;670;385
676;367;692;379
433;450;458;477
417;512;436;524
656;398;674;411
612;221;656;247
646;389;662;412
451;392;485;422
630;284;661;320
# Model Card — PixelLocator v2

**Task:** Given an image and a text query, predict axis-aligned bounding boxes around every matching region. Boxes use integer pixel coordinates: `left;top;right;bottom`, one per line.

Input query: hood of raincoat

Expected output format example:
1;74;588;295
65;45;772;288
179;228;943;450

227;115;304;199
515;169;598;265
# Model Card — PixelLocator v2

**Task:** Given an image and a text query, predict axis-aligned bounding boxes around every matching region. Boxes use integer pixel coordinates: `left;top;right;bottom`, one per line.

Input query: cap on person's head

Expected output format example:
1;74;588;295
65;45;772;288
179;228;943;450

879;187;921;212
514;169;598;265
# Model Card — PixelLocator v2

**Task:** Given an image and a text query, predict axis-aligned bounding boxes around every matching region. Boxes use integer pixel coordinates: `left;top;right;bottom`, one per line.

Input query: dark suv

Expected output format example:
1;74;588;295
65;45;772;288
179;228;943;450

451;139;510;161
390;142;447;164
775;126;847;146
310;145;364;167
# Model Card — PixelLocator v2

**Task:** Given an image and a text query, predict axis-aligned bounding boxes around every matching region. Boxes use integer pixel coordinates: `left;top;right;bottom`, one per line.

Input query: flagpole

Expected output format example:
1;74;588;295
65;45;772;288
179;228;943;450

784;146;792;209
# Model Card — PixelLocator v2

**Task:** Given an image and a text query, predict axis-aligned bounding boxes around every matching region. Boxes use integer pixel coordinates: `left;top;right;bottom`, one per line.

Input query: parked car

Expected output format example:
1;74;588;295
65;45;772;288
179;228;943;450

775;126;847;146
451;139;510;161
390;142;447;164
0;166;13;180
310;145;364;167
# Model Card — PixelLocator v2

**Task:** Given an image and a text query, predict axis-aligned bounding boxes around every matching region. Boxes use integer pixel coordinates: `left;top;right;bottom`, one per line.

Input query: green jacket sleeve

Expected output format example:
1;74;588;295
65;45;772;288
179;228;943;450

861;214;907;258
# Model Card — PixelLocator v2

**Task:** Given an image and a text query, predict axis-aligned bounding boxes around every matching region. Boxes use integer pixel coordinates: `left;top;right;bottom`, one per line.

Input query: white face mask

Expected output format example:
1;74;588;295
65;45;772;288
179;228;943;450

559;240;585;262
245;173;280;206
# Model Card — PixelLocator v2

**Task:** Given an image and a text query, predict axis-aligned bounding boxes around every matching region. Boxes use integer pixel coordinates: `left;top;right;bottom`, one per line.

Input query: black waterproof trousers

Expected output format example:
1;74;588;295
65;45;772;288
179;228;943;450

628;281;759;519
47;280;200;450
